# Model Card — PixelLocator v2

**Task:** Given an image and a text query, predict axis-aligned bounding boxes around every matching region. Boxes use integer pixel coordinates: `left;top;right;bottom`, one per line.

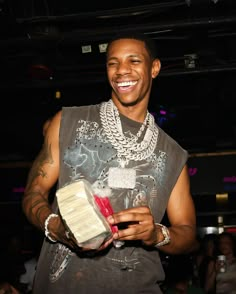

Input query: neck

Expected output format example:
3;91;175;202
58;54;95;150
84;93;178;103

111;98;148;123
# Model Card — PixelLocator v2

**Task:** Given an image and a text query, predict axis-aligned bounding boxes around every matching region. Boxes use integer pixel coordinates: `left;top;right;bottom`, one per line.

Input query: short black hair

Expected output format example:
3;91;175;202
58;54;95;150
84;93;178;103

106;31;158;60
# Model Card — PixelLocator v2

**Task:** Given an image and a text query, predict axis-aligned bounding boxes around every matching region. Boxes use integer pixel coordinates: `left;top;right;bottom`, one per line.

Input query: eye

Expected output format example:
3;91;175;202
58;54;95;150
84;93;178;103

107;61;118;67
130;59;141;64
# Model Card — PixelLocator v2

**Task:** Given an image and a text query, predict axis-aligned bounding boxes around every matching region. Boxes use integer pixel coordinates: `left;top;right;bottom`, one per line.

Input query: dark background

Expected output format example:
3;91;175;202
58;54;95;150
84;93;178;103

0;0;236;242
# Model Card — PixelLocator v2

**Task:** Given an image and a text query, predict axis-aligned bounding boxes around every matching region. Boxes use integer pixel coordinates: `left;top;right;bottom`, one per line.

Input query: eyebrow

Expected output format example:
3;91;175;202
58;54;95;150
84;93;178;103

107;54;143;60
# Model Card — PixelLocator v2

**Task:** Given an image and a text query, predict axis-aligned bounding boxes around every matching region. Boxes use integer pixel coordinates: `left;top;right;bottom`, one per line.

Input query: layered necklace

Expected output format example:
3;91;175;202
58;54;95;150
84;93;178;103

100;99;159;189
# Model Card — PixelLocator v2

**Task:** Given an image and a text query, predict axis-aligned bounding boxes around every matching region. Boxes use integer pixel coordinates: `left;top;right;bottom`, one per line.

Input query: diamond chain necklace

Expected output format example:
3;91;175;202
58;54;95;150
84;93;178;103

100;99;159;167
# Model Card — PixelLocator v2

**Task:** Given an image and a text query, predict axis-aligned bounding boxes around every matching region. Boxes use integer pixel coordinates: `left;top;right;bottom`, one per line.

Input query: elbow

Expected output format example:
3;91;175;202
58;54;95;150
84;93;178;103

185;225;198;253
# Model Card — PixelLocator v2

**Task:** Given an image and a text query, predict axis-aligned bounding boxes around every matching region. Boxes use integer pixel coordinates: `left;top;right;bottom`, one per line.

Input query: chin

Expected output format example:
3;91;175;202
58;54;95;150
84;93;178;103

116;96;142;107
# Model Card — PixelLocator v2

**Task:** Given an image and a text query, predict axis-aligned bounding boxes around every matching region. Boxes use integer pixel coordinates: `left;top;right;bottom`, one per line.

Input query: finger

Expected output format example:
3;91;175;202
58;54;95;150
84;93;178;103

114;226;147;241
114;206;151;216
97;237;113;251
108;212;154;228
108;213;143;225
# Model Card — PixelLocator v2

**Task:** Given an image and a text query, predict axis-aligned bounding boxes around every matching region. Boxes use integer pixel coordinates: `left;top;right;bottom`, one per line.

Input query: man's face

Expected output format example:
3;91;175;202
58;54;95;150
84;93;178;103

219;236;234;255
106;38;160;108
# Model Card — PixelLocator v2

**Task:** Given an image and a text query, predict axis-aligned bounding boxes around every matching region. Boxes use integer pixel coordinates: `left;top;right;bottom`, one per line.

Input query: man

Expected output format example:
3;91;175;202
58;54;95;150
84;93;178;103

22;33;197;293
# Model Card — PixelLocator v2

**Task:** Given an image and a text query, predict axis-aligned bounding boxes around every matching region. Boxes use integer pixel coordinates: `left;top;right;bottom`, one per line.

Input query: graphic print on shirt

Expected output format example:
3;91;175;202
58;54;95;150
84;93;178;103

49;118;167;281
63;119;167;213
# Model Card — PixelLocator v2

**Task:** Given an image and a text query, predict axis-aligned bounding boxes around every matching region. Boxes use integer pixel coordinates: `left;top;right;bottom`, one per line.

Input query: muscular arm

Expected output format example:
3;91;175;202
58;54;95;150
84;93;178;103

22;111;61;232
23;110;111;250
160;164;197;254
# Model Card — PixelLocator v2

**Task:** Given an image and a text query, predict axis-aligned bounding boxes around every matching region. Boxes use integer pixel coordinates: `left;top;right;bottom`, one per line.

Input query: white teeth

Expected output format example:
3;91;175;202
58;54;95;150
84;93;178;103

117;81;137;87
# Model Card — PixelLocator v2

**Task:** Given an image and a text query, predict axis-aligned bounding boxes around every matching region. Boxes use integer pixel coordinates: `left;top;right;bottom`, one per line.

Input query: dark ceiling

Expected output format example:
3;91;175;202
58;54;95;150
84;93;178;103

0;0;236;161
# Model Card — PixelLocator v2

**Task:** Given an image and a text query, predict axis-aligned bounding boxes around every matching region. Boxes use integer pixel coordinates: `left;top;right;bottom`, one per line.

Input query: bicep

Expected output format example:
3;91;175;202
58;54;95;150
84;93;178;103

166;164;196;226
25;112;61;197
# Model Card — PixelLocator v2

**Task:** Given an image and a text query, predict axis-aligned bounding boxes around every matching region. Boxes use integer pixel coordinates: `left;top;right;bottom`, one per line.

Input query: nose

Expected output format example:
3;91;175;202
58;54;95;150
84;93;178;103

116;61;131;75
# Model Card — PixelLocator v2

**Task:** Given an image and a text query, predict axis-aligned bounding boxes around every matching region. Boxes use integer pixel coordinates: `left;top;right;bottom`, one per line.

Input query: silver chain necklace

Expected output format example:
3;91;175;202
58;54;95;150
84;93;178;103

100;99;159;167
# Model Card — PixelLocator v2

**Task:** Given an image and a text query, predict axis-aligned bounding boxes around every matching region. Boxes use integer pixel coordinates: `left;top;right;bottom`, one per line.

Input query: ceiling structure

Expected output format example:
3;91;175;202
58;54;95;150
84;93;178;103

0;0;236;161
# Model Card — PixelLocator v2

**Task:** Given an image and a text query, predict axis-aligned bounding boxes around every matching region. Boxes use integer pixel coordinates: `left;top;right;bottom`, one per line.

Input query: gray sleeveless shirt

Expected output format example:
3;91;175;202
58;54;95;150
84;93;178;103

33;103;188;294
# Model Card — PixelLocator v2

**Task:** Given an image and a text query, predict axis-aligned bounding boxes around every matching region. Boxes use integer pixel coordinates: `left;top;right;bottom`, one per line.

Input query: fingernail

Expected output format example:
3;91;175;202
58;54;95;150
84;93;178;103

113;232;118;239
107;215;114;224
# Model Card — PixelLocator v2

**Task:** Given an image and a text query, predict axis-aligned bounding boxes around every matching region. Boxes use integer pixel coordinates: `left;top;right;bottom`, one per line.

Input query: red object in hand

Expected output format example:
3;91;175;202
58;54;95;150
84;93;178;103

94;195;118;233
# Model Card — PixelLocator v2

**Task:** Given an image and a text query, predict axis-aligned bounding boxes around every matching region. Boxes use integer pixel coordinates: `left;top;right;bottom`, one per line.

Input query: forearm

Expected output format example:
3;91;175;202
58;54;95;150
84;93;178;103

157;224;196;254
22;188;53;232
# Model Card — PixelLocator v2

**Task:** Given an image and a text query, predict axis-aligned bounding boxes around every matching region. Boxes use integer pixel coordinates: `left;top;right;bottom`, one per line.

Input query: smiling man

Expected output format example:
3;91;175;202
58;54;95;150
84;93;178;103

22;32;197;294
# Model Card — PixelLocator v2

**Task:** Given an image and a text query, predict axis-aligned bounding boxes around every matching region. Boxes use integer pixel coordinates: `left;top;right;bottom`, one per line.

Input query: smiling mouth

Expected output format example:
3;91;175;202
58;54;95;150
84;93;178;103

117;81;137;87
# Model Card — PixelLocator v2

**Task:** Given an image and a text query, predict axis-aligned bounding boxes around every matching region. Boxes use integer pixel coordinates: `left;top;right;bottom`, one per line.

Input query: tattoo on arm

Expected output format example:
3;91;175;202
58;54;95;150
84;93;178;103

23;140;55;226
26;139;54;189
23;192;50;226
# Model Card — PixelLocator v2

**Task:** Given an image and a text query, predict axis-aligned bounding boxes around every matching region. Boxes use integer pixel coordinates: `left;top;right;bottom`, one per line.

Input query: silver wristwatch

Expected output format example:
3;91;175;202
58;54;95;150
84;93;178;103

154;223;171;247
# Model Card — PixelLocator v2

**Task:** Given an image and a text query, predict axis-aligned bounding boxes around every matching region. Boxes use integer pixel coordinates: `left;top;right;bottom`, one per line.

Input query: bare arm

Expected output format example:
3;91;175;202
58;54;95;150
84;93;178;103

160;164;197;254
22;111;106;250
22;111;73;245
22;111;61;230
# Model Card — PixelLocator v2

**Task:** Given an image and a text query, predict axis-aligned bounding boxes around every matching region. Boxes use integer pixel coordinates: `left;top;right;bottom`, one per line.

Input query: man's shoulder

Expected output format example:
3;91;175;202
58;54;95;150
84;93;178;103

63;102;101;110
62;103;100;114
157;125;187;154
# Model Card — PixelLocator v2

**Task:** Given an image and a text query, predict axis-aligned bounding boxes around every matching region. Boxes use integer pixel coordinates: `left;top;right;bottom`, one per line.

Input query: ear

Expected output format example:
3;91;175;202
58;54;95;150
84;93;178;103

152;59;161;78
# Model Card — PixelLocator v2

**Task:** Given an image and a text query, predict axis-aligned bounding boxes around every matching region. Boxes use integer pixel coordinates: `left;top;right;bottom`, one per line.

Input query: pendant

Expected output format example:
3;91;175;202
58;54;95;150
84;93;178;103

108;167;136;189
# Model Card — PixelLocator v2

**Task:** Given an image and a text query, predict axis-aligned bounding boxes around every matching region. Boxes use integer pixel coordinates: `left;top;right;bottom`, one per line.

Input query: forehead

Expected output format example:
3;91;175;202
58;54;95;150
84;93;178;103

107;38;148;58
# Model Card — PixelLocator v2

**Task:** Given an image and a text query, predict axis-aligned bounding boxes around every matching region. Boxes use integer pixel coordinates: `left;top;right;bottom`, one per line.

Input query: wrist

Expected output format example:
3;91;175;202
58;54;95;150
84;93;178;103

44;213;58;242
154;223;171;247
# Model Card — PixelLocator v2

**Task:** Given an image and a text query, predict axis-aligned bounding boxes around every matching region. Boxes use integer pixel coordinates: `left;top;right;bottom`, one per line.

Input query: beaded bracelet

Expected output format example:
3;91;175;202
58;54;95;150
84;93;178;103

44;213;58;243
